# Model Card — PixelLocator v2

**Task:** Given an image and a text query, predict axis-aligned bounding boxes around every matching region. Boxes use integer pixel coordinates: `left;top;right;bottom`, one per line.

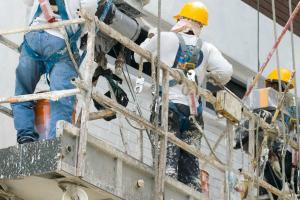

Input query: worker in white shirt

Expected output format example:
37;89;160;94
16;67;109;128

12;0;99;144
135;1;233;191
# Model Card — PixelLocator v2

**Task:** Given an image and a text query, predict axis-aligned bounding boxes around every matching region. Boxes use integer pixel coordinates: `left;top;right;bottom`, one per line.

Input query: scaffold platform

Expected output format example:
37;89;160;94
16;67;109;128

0;121;206;200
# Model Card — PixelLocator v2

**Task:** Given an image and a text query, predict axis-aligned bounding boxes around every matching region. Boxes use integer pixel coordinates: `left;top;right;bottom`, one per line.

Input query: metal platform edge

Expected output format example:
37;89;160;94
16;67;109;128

0;121;208;200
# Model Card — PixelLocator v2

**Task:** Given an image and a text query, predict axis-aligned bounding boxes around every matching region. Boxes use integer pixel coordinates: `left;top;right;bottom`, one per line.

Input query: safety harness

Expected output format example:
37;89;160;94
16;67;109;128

167;33;204;131
22;0;83;77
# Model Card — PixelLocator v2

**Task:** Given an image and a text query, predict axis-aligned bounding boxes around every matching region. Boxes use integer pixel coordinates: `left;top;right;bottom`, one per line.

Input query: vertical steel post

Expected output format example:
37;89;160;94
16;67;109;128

154;68;169;200
76;18;96;177
225;120;234;200
248;118;256;199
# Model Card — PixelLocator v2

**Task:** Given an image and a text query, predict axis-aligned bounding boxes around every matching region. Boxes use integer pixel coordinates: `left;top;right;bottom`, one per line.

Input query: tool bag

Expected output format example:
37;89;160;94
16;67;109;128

93;68;129;121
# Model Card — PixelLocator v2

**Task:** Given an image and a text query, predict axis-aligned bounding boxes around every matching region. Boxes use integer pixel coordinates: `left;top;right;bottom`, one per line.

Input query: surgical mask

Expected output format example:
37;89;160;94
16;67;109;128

170;18;203;36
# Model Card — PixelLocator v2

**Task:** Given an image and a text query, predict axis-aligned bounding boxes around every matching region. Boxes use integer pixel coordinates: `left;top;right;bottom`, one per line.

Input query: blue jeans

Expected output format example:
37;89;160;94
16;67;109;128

11;31;77;142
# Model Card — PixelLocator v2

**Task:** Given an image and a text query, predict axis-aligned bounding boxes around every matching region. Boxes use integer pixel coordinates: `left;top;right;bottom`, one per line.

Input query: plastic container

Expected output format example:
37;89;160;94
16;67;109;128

200;170;209;197
34;99;51;140
34;99;76;140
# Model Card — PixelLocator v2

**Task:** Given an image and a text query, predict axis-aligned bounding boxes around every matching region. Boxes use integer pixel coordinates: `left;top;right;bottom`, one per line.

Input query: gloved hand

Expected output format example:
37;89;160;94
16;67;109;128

206;71;220;86
135;77;145;94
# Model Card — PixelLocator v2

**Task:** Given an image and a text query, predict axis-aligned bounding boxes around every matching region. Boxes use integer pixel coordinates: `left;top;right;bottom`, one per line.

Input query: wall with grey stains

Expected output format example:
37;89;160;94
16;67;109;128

0;0;299;199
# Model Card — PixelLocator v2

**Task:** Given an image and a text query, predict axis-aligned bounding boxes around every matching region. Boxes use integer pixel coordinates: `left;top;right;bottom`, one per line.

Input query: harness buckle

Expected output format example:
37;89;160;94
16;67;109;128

183;62;196;70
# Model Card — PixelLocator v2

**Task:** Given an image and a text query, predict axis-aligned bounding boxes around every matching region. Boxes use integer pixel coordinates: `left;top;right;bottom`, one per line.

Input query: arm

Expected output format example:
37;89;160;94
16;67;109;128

80;0;99;16
206;44;233;85
134;35;157;63
23;0;34;6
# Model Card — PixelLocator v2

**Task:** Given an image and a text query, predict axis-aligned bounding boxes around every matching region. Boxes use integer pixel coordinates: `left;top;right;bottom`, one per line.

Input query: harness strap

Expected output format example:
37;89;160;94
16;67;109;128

177;34;188;55
191;36;203;65
55;0;82;60
173;33;203;68
31;6;42;25
28;0;85;73
99;0;113;21
172;34;187;68
22;37;68;75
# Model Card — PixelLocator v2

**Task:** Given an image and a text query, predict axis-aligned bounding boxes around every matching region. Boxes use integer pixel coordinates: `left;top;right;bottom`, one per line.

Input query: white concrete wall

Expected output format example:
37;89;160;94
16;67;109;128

0;1;28;147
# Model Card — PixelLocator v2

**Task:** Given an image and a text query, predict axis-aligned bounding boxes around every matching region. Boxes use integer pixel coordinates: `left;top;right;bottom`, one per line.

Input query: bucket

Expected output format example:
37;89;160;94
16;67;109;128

199;170;209;197
34;99;76;140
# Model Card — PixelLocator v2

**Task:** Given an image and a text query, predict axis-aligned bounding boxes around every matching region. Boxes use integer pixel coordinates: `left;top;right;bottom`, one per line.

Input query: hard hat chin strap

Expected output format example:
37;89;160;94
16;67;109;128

170;18;203;37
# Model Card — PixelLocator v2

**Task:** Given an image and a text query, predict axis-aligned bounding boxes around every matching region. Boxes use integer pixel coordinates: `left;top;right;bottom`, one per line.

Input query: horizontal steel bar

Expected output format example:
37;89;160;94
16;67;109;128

0;89;80;104
0;19;86;35
91;89;291;199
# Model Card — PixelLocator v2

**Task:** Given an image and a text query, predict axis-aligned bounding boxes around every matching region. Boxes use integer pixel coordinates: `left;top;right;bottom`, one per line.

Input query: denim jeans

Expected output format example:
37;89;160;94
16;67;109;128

11;31;77;142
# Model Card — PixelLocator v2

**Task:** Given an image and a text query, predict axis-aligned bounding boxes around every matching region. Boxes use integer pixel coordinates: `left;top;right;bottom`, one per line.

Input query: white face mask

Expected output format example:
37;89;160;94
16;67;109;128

170;18;203;37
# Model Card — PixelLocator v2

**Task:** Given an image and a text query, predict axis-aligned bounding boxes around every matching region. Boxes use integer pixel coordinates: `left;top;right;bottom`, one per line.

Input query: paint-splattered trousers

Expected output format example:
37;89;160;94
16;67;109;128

151;102;203;191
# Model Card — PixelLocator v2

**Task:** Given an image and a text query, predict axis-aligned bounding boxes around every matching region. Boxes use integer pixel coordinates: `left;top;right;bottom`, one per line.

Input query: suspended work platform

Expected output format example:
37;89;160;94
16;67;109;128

0;121;205;200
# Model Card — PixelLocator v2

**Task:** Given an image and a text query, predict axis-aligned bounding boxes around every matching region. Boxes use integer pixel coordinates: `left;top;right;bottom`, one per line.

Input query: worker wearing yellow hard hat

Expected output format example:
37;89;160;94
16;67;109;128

174;1;209;26
135;1;233;192
265;68;295;91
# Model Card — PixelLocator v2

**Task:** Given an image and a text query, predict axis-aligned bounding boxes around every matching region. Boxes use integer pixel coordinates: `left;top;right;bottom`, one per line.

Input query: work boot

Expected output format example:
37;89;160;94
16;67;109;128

17;135;37;144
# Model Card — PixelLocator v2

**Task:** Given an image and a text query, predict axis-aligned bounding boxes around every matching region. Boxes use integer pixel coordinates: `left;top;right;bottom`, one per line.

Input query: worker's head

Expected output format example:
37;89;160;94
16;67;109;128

265;68;294;91
171;2;208;36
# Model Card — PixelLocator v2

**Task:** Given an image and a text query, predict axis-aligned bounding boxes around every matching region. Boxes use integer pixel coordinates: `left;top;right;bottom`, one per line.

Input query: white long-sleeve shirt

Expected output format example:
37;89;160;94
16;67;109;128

23;0;98;38
135;32;233;106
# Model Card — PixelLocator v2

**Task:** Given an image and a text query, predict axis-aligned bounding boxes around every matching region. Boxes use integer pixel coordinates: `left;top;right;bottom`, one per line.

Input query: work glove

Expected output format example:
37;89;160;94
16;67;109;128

206;71;220;86
135;77;145;94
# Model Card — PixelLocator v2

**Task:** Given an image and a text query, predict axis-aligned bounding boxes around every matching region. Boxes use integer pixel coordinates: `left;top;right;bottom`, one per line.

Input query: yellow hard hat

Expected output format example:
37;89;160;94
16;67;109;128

266;68;295;89
174;2;209;26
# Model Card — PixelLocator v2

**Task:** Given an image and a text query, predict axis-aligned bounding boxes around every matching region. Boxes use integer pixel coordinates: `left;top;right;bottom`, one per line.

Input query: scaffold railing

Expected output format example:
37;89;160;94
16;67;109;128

0;8;299;200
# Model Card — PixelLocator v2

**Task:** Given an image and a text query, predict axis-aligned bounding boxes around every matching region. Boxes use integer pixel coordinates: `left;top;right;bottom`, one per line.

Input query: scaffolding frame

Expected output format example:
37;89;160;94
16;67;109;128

0;9;299;200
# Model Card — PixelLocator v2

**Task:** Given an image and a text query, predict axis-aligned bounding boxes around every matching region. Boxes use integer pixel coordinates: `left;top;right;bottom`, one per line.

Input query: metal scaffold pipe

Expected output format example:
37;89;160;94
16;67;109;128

93;16;300;151
90;88;292;200
0;8;298;198
0;18;86;36
0;36;19;52
0;89;80;104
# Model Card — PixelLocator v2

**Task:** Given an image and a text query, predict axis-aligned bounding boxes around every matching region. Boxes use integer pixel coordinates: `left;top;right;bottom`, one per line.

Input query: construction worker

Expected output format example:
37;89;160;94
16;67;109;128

12;0;99;144
135;1;233;191
265;68;295;92
235;68;297;198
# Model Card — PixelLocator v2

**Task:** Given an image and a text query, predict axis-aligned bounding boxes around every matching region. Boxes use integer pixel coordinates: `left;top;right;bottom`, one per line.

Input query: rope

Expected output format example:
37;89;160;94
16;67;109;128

271;0;280;67
243;0;300;99
289;0;300;181
190;116;225;165
271;0;288;186
138;57;144;78
257;0;260;72
125;117;146;131
121;62;155;148
106;77;129;153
